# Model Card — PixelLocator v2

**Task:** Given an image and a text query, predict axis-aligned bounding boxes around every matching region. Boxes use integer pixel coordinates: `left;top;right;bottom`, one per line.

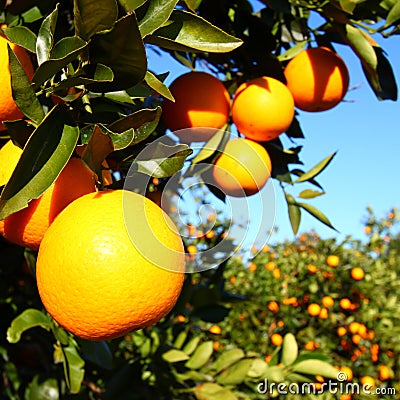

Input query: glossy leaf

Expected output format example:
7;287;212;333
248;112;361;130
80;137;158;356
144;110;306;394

89;14;147;92
278;40;307;61
173;330;188;349
118;0;147;11
286;193;301;235
185;340;213;369
78;339;113;370
139;0;178;37
194;383;238;400
62;342;85;394
8;46;45;124
7;309;52;343
28;376;59;400
74;0;118;40
298;202;336;231
292;359;339;379
162;349;190;363
281;333;298;366
294;153;336;183
210;348;245;374
298;189;325;199
2;26;37;53
0;105;79;220
216;359;254;385
182;336;201;356
146;10;243;53
36;5;58;65
145;71;174;100
385;1;400;26
183;0;202;11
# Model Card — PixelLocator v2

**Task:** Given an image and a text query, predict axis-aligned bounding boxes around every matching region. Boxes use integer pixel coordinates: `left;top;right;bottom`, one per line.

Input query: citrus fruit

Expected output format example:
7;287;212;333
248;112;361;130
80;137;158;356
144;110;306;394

0;140;23;186
339;366;353;381
322;295;334;308
360;375;375;389
339;298;352;310
349;322;360;334
351;267;365;281
326;254;339;267
212;138;272;197
0;144;97;250
231;76;295;141
308;303;321;316
337;327;347;337
284;47;349;112
36;190;185;341
162;71;230;141
270;333;283;346
209;325;221;335
378;365;391;381
0;28;34;130
319;307;329;319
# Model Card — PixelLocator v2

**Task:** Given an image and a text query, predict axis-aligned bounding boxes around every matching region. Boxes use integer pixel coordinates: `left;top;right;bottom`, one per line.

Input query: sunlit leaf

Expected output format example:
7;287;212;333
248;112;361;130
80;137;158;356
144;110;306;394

145;70;173;100
298;189;325;199
216;359;254;385
118;0;147;11
281;333;298;366
194;383;238;400
162;349;190;363
292;359;339;379
385;1;400;26
2;26;37;53
185;340;213;369
139;0;178;37
36;5;58;65
297;202;336;231
62;341;85;394
294;153;336;183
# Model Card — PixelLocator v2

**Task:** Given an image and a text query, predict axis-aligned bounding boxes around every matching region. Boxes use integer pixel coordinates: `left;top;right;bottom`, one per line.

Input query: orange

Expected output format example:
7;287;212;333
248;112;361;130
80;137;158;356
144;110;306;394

348;322;360;334
322;295;334;308
267;301;279;313
36;190;185;340
307;264;318;274
352;334;361;345
209;325;221;335
339;298;352;310
350;267;365;281
319;307;329;319
231;76;295;141
304;341;317;351
162;71;230;140
378;365;391;381
212;138;272;197
307;303;321;316
284;47;349;112
360;375;375;389
339;366;353;381
337;327;347;337
272;268;281;279
0;28;35;130
187;244;197;254
248;262;257;272
270;333;283;346
0;140;23;185
0;144;97;250
265;261;275;271
326;254;339;267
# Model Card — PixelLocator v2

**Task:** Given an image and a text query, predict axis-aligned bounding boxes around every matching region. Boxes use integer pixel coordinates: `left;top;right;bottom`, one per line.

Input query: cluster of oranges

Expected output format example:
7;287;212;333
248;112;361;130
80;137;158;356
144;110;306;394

162;46;349;198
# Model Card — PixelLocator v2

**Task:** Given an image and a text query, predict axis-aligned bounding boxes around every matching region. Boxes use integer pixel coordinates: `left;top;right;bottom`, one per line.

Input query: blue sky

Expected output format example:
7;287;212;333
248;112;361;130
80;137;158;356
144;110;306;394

147;3;400;249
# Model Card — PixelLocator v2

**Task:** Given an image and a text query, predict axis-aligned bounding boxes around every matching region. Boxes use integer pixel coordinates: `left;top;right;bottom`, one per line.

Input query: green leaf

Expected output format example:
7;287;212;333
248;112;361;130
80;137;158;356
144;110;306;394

33;36;89;88
210;348;245;374
339;0;357;14
385;0;400;26
36;5;58;65
285;193;301;235
292;359;339;379
162;349;190;363
194;383;238;400
294;153;336;183
56;64;114;89
62;341;85;394
7;309;52;343
174;330;188;349
247;359;268;378
2;26;37;53
118;0;147;11
281;333;298;366
0;105;79;220
191;128;230;164
146;10;243;53
291;169;324;190
183;0;202;11
145;71;173;100
139;0;178;37
89;14;147;92
278;40;307;61
8;45;45;124
297;202;336;231
77;339;113;370
134;141;192;178
264;365;285;382
216;359;254;385
298;189;325;199
27;376;59;400
183;336;201;356
74;0;118;40
185;340;214;369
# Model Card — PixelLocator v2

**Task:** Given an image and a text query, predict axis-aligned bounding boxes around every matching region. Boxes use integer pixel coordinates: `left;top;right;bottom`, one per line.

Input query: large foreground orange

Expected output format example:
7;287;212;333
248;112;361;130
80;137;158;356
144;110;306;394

162;71;230;141
212;138;272;197
36;190;185;341
0;27;35;130
0;141;97;250
231;76;295;142
284;47;349;112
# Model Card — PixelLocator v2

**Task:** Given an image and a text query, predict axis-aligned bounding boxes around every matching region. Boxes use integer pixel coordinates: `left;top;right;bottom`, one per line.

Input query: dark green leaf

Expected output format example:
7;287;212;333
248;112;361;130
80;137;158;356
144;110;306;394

62;341;85;394
7;309;52;343
89;14;147;92
297;202;336;231
33;37;89;88
185;340;213;369
210;349;245;374
192;305;230;323
2;26;37;53
183;0;202;11
56;64;114;89
292;359;338;379
98;124;135;150
194;383;238;400
182;336;201;355
298;189;325;199
162;349;190;363
78;339;113;370
145;10;243;53
8;45;44;124
294;153;336;183
217;359;254;385
385;1;400;26
74;0;118;40
285;116;304;139
36;5;58;65
118;0;147;11
285;193;301;235
2;120;35;148
145;70;173;100
0;105;79;220
139;0;178;37
281;333;298;366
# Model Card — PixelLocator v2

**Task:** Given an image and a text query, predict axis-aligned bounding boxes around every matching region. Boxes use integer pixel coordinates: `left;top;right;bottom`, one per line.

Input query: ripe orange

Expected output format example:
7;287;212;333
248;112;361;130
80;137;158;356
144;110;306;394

307;303;321;316
378;365;391;381
339;366;353;381
36;190;185;340
322;295;334;308
284;47;349;112
186;244;197;254
212;138;272;197
0;144;97;250
319;307;329;319
337;327;347;337
267;301;279;313
231;76;295;141
351;267;365;281
352;334;361;345
326;254;340;267
348;322;360;334
0;140;23;185
0;28;35;130
162;71;230;140
270;333;283;346
307;264;318;274
209;325;221;335
339;298;352;310
360;375;375;389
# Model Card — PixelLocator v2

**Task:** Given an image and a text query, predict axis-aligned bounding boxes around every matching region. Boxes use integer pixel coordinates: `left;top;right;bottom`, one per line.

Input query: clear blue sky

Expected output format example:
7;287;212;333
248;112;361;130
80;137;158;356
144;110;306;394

147;2;400;249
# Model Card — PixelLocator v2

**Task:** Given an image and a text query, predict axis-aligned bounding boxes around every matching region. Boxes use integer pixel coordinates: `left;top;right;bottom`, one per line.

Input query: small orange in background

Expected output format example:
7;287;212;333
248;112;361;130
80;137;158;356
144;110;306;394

267;301;279;313
265;261;275;271
248;262;257;272
348;322;360;334
209;325;221;335
272;268;281;279
307;303;321;316
307;264;318;274
177;315;186;323
231;76;295;142
326;254;340;267
351;267;365;281
378;365;391;381
270;333;283;346
339;298;352;310
322;295;334;308
187;244;197;254
337;326;347;337
360;375;375;389
304;341;317;351
339;366;353;381
364;226;372;235
352;334;361;345
319;307;329;319
212;138;272;197
284;46;349;112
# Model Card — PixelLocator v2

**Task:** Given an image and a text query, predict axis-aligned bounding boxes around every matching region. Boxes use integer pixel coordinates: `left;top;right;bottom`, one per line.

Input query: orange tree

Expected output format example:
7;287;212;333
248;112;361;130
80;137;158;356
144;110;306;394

0;0;399;398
